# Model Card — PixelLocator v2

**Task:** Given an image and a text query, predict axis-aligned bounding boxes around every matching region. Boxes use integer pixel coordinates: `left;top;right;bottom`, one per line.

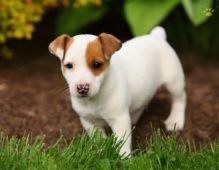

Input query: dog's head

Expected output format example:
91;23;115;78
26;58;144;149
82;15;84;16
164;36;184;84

49;33;122;98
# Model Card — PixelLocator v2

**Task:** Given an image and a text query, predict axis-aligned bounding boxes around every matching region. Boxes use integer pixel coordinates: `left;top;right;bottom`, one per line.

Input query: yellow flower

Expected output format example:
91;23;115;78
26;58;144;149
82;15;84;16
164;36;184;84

73;1;81;8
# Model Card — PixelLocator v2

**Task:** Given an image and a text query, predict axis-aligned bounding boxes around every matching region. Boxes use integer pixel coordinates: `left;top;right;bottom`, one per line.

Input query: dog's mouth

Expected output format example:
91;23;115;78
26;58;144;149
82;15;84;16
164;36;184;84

70;92;89;98
78;94;89;98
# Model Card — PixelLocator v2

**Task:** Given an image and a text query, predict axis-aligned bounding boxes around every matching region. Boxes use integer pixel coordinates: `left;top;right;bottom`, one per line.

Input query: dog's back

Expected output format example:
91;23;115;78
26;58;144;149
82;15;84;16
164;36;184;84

111;27;176;111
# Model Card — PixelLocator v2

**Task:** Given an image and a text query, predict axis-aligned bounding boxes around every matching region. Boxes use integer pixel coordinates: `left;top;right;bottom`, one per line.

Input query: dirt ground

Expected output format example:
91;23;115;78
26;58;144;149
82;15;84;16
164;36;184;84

0;47;218;150
0;9;218;148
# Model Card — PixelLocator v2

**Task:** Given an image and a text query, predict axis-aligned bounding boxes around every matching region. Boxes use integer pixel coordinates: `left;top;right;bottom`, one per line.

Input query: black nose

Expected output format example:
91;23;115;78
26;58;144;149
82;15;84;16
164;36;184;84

77;84;90;95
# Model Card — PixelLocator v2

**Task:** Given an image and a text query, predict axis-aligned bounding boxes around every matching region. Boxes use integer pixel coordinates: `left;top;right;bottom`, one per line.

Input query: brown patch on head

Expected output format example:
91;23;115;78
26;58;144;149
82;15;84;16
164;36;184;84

86;38;109;76
86;33;122;76
48;34;74;61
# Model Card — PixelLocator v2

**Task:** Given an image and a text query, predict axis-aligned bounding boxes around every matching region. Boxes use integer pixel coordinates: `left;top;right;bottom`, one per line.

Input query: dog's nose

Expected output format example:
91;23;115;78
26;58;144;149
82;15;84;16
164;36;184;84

77;84;90;95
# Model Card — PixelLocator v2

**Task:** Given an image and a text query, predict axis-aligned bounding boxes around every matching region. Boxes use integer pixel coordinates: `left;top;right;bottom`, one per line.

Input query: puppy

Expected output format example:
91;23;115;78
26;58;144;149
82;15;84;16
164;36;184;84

49;27;186;157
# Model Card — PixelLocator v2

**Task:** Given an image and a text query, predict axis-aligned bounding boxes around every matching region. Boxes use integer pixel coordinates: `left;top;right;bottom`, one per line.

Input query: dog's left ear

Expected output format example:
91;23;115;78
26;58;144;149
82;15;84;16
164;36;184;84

98;33;122;59
48;34;73;60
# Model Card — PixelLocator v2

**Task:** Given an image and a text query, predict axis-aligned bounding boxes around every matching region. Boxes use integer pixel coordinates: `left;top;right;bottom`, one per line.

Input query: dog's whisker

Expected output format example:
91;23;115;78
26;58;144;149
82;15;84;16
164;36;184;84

54;85;69;95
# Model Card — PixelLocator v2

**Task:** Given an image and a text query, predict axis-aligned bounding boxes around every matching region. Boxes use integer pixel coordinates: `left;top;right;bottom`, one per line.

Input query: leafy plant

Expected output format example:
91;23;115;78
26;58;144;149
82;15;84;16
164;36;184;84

0;0;218;58
124;0;180;36
56;0;218;57
0;0;103;43
124;0;214;36
0;0;103;58
56;5;107;35
181;0;213;25
0;0;54;44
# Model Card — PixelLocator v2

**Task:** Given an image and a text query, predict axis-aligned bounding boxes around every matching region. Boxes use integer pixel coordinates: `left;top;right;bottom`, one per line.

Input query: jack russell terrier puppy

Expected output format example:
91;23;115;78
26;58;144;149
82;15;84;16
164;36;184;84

49;26;186;157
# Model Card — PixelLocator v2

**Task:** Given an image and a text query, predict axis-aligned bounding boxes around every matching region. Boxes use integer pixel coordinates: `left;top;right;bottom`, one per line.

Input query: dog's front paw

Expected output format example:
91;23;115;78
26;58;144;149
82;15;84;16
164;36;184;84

164;116;184;131
119;147;131;158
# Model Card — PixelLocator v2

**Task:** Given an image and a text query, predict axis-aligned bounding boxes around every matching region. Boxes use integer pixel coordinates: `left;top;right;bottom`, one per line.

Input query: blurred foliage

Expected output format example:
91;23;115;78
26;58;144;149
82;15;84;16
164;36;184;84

56;5;107;35
0;0;218;58
55;0;219;58
181;0;213;25
0;0;54;44
124;0;180;36
124;0;213;35
0;0;102;58
164;3;219;58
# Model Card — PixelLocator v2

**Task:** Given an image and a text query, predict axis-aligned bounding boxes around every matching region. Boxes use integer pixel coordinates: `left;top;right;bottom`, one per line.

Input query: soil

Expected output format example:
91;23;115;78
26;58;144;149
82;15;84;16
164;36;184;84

0;48;218;150
0;11;218;150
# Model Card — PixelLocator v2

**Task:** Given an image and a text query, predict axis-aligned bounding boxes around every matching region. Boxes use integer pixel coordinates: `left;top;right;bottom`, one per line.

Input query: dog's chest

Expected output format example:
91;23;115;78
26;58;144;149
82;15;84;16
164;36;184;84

72;98;108;126
71;97;105;117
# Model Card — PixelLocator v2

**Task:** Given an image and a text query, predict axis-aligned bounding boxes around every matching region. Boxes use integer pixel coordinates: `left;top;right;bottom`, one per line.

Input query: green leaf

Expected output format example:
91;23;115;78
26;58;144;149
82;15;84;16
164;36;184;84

181;0;213;25
124;0;180;36
56;5;107;35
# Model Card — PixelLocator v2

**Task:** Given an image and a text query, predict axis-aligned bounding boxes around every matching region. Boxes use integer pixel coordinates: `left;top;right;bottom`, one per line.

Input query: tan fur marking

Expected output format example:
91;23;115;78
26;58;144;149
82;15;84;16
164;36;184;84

86;34;122;76
65;37;74;52
86;38;109;76
49;34;74;61
98;33;122;58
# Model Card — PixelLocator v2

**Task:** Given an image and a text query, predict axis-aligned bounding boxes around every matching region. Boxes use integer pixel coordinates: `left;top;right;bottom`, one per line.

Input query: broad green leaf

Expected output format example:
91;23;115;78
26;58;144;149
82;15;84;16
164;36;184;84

181;0;213;25
124;0;180;36
56;5;107;35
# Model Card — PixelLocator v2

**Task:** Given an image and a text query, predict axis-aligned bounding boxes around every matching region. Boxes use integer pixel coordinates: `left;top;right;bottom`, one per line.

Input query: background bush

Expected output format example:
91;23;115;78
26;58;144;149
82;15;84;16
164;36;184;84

0;0;102;58
0;0;218;58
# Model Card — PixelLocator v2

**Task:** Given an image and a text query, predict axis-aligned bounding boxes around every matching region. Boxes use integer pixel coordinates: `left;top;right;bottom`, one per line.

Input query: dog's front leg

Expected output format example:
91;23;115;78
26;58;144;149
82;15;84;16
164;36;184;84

107;114;132;157
80;117;107;138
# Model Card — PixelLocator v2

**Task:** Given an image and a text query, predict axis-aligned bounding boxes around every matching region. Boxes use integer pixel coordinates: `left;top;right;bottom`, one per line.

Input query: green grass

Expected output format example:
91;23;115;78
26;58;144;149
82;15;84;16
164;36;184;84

0;130;218;170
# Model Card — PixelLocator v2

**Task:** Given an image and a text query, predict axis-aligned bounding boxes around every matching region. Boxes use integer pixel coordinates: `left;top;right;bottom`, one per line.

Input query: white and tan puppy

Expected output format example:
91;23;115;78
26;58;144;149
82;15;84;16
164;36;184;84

49;27;186;157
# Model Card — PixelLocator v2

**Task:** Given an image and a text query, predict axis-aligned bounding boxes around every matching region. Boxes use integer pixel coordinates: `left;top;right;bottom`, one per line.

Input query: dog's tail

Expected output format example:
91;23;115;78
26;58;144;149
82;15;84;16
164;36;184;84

150;26;166;40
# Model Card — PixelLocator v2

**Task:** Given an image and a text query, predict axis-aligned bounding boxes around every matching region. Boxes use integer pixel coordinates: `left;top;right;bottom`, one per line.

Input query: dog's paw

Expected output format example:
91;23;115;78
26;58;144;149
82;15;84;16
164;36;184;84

119;146;131;159
164;116;184;131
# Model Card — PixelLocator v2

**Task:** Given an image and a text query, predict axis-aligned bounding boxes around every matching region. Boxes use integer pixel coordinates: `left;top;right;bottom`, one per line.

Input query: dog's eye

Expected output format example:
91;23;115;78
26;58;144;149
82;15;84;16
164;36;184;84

93;62;102;69
65;63;73;69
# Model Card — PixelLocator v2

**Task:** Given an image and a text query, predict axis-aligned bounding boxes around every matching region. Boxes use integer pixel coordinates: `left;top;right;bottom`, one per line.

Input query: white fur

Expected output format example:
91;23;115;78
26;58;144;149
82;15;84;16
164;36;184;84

53;27;186;157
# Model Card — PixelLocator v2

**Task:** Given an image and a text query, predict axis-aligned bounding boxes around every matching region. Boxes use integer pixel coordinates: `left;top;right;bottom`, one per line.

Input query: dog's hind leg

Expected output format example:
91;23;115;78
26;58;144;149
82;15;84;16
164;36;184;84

164;81;186;131
160;50;186;131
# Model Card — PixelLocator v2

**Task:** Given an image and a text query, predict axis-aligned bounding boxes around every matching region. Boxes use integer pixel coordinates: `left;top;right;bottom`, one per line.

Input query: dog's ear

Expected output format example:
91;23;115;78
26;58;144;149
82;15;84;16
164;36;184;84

48;34;73;60
98;33;122;60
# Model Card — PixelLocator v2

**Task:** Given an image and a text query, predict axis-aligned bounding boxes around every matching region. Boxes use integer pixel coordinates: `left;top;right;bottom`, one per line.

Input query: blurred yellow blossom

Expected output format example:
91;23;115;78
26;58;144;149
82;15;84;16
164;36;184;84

73;0;102;8
0;0;102;58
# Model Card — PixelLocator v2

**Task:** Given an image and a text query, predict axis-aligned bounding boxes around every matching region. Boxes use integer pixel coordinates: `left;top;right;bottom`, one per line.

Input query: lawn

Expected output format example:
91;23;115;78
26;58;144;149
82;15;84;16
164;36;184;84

0;130;218;170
